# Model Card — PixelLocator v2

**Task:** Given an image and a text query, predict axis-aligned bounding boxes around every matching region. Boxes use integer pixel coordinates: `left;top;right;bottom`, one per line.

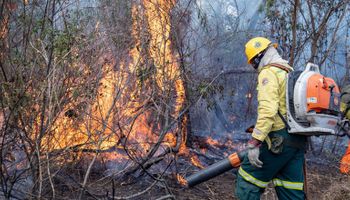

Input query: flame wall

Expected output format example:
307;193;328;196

43;0;187;160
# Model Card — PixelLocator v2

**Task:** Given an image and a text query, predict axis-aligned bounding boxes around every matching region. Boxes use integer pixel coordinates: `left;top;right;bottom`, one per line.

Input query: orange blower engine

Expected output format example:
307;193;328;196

284;63;349;136
185;150;246;187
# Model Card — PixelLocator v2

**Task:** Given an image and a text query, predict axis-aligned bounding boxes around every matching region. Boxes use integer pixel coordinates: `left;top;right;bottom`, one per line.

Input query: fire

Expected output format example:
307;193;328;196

176;174;188;186
190;155;205;169
206;137;220;147
164;133;177;147
178;115;189;154
39;0;188;165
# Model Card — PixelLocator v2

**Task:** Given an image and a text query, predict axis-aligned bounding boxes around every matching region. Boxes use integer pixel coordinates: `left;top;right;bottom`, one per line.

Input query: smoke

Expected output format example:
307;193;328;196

180;0;349;144
176;0;264;138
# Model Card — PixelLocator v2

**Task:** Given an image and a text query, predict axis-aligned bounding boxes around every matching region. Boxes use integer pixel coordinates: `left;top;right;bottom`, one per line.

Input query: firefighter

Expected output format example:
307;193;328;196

340;85;350;174
235;37;307;200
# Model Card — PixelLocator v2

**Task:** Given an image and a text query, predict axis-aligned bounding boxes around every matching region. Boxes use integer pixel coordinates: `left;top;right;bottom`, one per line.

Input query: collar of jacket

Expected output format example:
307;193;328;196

258;63;294;74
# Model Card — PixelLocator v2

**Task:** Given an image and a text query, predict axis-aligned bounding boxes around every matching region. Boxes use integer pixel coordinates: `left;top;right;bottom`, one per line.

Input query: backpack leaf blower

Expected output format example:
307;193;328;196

284;63;347;135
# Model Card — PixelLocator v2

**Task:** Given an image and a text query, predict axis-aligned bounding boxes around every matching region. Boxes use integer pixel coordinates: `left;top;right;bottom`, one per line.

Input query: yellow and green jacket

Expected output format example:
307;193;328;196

252;63;293;146
341;84;350;119
341;102;350;120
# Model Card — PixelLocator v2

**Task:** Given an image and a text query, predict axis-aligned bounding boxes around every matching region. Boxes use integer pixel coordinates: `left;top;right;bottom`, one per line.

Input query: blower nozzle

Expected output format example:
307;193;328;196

185;150;246;187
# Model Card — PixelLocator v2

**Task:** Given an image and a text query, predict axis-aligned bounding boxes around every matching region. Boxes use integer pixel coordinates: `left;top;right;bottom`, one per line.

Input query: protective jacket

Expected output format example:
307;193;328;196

341;102;350;120
252;47;293;146
253;65;293;142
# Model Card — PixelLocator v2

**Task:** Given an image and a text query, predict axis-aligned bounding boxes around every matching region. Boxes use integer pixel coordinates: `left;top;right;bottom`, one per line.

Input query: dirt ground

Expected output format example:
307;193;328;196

107;152;350;200
106;166;349;200
177;153;350;200
54;148;350;199
170;166;349;200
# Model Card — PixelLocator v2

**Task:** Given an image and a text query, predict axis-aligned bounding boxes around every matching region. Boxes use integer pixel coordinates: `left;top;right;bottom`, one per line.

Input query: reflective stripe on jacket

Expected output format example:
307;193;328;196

252;63;293;143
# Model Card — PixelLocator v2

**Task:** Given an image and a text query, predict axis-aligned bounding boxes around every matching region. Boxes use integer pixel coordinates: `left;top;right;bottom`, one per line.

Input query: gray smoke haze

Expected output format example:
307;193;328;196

180;0;349;150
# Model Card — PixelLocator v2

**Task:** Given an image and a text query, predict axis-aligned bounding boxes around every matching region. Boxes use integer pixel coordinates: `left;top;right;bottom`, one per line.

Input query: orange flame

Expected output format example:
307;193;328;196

40;0;187;163
176;174;188;186
206;137;220;147
340;142;350;174
190;155;204;169
164;133;177;147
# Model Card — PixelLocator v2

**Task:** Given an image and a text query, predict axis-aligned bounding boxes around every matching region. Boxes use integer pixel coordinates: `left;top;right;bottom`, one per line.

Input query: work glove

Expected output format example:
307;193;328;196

247;138;263;168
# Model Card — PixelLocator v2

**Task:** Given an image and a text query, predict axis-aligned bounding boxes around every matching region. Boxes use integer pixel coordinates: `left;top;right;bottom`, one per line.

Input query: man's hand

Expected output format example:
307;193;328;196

247;138;263;168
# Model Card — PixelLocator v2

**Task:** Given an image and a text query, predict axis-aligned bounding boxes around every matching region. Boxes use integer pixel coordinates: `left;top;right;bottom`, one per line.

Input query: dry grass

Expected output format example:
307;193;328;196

321;177;350;200
307;162;350;200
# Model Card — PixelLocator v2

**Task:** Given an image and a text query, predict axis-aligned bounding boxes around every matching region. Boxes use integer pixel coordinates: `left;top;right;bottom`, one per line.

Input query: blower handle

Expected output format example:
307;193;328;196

305;63;320;73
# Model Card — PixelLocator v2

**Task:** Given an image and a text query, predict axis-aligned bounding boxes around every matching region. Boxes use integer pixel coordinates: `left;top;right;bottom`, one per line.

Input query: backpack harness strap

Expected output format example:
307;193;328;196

266;63;292;130
268;63;293;73
344;101;350;119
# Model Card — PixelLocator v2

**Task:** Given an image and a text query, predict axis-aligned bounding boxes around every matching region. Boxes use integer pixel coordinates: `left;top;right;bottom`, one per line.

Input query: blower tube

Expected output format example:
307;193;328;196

185;150;247;187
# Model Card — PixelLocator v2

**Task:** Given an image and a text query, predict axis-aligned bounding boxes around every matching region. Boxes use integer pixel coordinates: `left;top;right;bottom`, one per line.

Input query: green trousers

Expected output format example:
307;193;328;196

235;129;306;200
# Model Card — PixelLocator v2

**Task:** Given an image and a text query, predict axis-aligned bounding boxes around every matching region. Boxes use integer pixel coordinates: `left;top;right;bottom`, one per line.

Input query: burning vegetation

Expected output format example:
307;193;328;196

0;0;236;199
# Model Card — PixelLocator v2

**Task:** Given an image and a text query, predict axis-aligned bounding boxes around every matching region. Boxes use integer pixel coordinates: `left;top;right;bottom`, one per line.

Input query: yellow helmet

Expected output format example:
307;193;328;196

245;37;278;64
